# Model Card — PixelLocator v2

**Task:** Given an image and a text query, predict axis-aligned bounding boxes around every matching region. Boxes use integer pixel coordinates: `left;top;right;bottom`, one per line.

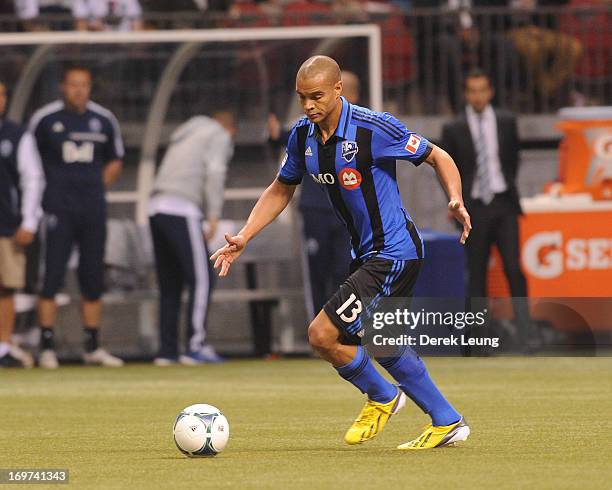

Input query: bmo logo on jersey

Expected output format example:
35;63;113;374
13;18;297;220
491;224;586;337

339;168;362;190
309;169;364;190
62;141;94;164
310;173;335;185
523;231;612;279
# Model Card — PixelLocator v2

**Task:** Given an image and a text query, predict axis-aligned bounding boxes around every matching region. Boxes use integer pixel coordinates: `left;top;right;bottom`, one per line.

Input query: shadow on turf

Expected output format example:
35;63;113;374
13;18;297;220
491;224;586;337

155;445;470;459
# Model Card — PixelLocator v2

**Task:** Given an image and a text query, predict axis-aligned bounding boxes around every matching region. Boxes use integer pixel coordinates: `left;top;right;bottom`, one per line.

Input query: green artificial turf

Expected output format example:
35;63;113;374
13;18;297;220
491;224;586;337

1;357;611;489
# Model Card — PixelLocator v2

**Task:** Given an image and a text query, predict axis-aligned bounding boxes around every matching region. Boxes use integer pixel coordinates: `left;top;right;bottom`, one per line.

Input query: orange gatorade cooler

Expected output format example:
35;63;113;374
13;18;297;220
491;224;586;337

555;106;612;199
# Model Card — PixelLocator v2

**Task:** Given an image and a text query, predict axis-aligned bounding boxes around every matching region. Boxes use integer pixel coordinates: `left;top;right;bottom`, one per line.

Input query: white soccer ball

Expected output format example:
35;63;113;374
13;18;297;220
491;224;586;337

173;404;229;457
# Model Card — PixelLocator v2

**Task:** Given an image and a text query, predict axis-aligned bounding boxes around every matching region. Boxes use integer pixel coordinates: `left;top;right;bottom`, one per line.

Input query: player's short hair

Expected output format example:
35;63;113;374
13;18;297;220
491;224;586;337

62;64;92;81
464;68;491;86
297;56;341;84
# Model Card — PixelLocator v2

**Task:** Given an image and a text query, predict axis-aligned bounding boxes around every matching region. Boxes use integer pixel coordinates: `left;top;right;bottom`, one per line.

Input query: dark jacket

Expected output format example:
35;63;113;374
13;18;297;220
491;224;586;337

441;108;522;215
0;120;26;236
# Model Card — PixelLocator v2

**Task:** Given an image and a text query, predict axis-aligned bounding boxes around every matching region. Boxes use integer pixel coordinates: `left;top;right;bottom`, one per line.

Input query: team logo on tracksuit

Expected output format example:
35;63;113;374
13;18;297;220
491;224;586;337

88;117;102;132
0;139;12;157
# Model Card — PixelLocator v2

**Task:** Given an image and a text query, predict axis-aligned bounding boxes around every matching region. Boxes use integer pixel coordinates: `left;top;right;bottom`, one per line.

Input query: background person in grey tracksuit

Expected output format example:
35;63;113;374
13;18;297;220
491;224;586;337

149;112;235;365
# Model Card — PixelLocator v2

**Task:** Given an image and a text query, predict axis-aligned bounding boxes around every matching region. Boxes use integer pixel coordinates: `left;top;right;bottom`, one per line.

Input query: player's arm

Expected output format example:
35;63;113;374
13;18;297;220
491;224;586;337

210;123;305;277
103;159;122;188
210;179;296;277
373;115;472;244
103;112;125;188
14;132;45;247
240;179;296;242
425;144;472;245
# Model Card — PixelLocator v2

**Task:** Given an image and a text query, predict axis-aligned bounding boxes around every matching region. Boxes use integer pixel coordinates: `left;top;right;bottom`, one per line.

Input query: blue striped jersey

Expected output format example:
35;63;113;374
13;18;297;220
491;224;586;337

278;97;432;261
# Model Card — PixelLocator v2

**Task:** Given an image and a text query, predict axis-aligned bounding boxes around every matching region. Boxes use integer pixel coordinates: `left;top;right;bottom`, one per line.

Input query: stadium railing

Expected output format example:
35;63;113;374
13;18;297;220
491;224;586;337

0;4;609;115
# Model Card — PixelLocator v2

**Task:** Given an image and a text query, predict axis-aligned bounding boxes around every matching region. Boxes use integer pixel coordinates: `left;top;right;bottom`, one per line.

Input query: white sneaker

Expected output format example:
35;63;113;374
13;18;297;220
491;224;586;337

153;357;177;367
10;344;34;368
83;348;124;367
178;354;200;366
39;349;59;369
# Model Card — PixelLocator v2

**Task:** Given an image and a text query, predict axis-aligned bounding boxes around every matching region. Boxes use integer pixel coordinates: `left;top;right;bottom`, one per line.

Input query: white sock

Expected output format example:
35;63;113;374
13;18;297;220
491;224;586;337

0;342;10;357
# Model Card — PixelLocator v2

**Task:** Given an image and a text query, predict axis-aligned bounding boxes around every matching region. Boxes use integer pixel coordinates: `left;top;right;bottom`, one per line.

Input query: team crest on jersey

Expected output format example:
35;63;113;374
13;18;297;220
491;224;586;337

341;140;358;162
52;121;65;133
405;134;421;154
89;117;102;132
339;167;362;190
0;139;13;158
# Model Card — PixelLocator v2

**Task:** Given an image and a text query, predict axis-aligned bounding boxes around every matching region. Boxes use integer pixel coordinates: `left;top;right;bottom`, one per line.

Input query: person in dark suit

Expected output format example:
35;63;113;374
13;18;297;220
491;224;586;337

441;68;530;339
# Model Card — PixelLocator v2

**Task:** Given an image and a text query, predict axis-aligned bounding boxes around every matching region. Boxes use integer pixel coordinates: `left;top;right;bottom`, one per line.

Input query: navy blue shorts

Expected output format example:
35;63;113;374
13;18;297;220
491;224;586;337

323;256;422;345
41;208;106;300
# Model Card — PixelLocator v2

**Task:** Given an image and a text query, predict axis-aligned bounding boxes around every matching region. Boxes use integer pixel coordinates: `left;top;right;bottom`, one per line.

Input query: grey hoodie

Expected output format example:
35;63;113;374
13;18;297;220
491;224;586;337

151;116;233;219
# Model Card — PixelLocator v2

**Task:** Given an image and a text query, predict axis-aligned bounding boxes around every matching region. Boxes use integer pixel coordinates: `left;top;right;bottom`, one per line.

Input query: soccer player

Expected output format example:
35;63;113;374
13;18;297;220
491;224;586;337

0;79;44;368
267;71;358;320
30;65;124;369
211;56;472;449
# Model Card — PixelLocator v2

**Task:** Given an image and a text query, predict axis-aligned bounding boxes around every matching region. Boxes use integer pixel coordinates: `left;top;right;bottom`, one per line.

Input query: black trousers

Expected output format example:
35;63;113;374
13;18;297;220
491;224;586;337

149;213;214;359
466;193;530;332
466;194;527;298
41;208;106;300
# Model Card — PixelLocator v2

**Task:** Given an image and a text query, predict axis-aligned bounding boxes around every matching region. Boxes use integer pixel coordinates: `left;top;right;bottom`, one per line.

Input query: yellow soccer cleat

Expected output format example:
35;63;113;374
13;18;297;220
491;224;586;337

397;417;470;450
344;389;407;445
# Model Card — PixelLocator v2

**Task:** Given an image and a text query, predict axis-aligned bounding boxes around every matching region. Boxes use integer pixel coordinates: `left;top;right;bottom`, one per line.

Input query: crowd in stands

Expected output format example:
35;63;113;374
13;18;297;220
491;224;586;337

7;0;144;31
0;0;606;32
0;1;609;111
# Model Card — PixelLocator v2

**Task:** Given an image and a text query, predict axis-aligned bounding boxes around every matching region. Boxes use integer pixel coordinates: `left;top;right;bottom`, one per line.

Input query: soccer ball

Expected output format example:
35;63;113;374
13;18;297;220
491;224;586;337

173;404;229;457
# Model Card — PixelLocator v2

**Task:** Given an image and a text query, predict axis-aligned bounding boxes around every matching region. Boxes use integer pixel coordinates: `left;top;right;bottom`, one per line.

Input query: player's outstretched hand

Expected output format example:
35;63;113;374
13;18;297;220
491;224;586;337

448;200;472;245
210;233;247;277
